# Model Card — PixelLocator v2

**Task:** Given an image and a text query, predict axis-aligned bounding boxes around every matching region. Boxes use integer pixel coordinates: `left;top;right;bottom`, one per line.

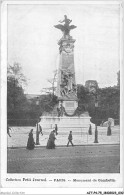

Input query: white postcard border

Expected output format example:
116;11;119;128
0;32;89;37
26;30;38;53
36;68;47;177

0;0;124;193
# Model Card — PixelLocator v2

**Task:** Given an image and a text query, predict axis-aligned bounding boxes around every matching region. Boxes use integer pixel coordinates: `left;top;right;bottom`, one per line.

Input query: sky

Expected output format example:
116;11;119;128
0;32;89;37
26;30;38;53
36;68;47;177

8;2;120;94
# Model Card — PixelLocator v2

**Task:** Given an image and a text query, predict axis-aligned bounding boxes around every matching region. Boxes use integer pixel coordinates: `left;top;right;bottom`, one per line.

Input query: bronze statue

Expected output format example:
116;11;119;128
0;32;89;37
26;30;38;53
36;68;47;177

54;15;76;37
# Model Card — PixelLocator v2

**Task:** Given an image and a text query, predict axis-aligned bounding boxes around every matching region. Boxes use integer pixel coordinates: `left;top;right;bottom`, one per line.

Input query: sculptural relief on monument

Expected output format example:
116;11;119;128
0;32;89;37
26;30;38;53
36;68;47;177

60;69;76;98
60;42;74;54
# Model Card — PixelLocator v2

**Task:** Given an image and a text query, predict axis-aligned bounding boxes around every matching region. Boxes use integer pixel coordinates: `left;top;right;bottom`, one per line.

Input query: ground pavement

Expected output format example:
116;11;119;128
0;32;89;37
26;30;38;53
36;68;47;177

7;126;120;148
7;145;120;173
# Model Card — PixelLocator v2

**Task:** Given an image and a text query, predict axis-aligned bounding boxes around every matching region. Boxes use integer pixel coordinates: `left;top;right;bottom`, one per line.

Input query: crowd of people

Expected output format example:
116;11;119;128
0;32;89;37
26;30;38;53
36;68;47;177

26;123;74;150
7;121;112;150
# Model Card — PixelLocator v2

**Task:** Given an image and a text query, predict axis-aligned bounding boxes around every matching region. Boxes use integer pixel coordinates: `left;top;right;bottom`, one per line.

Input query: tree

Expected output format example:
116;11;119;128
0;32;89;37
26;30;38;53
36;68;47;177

7;63;27;110
7;62;27;87
41;70;57;96
39;70;58;115
98;87;120;120
7;63;28;125
77;84;92;111
7;78;27;112
85;80;98;93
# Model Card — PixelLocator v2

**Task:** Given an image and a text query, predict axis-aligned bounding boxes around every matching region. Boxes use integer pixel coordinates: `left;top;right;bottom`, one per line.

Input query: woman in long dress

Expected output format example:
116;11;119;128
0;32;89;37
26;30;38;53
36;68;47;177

46;130;56;149
27;129;35;150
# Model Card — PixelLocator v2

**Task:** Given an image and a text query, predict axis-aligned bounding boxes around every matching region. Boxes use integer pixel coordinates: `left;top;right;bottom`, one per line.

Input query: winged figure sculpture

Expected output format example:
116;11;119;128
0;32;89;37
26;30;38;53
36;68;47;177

54;15;77;37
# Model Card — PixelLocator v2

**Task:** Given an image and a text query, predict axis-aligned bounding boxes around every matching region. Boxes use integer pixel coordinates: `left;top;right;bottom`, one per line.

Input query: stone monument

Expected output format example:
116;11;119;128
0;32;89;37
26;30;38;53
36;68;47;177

39;16;93;131
55;15;78;116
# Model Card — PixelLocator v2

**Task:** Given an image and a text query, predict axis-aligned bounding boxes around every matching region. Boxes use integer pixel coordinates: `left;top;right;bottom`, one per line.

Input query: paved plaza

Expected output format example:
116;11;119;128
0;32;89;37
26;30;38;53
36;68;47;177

7;125;120;148
7;126;120;173
7;145;120;173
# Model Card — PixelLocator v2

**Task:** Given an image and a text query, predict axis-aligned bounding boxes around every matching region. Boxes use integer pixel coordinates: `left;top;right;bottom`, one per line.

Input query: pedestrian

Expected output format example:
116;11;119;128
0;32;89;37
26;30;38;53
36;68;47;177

55;124;58;135
107;121;112;136
26;129;35;150
46;130;56;149
100;120;104;127
35;120;43;145
67;131;74;147
57;107;61;117
39;124;43;135
88;124;92;135
7;124;11;137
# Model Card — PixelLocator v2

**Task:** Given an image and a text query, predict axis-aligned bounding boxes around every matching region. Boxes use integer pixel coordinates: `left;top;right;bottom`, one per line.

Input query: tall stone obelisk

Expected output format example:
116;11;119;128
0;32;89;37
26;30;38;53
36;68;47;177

39;16;92;129
55;15;78;115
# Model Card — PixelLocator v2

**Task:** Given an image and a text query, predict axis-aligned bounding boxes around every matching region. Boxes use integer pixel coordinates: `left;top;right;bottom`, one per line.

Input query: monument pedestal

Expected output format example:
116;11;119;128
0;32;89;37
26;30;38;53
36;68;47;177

58;100;78;115
39;115;94;132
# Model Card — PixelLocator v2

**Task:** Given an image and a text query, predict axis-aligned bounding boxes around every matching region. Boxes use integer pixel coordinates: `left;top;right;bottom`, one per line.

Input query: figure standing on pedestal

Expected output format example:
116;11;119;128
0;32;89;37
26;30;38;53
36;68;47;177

59;103;65;116
59;15;72;37
54;15;76;38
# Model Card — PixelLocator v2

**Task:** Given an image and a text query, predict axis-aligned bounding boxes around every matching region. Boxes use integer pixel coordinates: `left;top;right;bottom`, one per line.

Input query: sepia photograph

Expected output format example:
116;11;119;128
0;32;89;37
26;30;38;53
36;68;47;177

1;0;123;191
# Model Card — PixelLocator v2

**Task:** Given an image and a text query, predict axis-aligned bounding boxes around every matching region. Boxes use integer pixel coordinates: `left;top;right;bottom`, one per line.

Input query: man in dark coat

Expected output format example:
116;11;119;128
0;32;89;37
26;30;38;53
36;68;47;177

67;131;74;147
55;124;58;135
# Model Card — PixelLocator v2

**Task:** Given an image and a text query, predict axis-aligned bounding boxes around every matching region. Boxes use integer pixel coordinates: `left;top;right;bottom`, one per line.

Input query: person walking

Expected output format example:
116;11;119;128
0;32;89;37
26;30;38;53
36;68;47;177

7;125;11;137
46;130;56;149
67;131;74;147
107;121;112;136
26;129;35;150
39;124;43;135
55;124;58;135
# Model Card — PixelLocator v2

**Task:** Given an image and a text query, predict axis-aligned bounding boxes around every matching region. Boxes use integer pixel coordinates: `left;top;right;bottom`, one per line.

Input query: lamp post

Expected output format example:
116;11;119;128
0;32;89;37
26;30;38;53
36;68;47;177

36;97;40;145
94;99;99;143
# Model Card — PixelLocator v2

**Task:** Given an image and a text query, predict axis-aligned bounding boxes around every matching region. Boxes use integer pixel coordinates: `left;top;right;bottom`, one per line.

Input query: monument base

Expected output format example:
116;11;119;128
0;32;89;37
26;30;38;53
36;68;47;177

39;115;95;131
59;100;78;115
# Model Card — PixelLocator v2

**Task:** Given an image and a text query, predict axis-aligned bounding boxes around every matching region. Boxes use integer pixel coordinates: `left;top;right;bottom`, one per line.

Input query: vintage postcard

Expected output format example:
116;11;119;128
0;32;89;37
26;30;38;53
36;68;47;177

0;0;124;194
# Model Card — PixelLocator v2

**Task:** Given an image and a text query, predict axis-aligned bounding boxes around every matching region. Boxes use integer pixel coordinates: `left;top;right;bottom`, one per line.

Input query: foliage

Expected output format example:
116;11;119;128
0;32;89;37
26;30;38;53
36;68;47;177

41;70;57;95
38;94;58;113
7;63;120;126
98;87;120;120
7;77;27;112
7;63;28;125
76;83;120;123
7;62;27;86
7;63;27;110
77;84;92;111
7;63;58;125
